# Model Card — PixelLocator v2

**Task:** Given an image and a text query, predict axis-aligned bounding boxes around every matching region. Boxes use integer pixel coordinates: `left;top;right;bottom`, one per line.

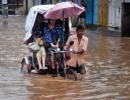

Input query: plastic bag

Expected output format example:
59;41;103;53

28;42;40;51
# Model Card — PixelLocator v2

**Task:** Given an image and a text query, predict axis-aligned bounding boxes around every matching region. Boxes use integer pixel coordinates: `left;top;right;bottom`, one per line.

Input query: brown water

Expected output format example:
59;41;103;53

0;16;130;100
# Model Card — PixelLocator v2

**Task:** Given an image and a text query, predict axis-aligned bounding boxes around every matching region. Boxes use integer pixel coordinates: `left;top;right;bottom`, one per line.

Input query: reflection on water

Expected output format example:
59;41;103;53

0;16;130;100
28;32;130;100
0;61;31;100
0;16;31;100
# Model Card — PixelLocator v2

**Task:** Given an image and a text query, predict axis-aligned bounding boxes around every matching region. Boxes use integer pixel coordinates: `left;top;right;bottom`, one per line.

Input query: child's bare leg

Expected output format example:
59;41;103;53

41;47;47;69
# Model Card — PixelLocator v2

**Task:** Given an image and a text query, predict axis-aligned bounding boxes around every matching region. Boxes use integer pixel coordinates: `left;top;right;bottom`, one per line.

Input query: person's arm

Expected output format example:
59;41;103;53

74;49;84;54
56;25;64;45
64;36;72;50
51;43;58;48
44;29;53;47
55;38;60;48
82;37;88;52
76;37;88;54
73;36;88;54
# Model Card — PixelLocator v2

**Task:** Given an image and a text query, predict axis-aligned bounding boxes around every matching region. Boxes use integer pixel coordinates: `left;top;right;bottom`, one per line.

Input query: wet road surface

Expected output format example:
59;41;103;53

0;16;31;100
0;16;130;100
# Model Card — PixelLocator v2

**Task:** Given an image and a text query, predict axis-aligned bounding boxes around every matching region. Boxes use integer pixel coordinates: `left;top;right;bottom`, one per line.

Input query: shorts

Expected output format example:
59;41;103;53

36;46;46;58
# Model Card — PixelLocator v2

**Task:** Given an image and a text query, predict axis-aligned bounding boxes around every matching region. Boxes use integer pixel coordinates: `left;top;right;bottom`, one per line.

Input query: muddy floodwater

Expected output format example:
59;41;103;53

0;16;130;100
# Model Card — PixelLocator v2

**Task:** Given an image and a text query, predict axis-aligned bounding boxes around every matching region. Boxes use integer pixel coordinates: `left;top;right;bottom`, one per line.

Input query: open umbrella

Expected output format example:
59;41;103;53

44;1;85;49
44;1;85;19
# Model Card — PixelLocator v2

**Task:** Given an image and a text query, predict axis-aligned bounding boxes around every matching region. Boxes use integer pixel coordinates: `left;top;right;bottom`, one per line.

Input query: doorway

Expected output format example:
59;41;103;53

121;2;130;37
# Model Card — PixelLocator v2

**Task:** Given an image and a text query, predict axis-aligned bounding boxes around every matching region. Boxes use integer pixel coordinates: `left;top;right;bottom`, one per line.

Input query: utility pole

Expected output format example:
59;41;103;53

91;0;94;24
25;0;28;15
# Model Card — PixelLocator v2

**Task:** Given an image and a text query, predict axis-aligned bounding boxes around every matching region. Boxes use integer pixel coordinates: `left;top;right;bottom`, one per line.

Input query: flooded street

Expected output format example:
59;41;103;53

0;16;31;100
0;16;130;100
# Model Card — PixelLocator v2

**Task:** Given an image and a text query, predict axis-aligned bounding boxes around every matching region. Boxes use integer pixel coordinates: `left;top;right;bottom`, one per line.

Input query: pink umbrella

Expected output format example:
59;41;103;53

44;1;85;19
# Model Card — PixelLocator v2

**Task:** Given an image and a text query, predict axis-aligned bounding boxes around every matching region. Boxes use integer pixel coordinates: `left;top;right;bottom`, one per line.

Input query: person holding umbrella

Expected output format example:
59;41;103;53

43;19;63;49
44;1;85;45
43;19;64;75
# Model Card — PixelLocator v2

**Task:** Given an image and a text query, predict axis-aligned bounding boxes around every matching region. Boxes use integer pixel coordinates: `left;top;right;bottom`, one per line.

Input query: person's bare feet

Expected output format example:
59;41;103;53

39;66;48;70
43;66;48;69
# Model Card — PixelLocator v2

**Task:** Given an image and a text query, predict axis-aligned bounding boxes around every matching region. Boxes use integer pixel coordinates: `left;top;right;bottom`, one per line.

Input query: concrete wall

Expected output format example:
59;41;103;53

28;0;33;11
85;0;125;32
108;0;122;31
98;0;108;29
124;0;130;2
86;0;98;25
33;0;41;5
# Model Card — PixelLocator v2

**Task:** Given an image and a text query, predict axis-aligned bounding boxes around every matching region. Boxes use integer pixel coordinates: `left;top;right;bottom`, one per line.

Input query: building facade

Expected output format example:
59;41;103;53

121;0;130;36
86;0;130;34
0;0;130;35
0;0;83;15
0;0;24;15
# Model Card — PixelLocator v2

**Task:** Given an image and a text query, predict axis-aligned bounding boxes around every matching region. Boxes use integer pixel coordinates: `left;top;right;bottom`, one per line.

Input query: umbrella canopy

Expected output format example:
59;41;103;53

44;1;85;19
